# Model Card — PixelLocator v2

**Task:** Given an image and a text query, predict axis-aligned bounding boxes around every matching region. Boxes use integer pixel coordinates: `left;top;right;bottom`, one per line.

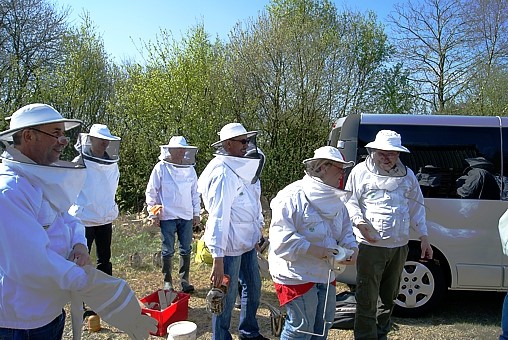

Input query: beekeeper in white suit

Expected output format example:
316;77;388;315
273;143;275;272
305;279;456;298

198;122;268;340
268;146;358;339
69;124;121;278
145;136;200;293
0;103;157;339
344;130;433;340
498;210;508;339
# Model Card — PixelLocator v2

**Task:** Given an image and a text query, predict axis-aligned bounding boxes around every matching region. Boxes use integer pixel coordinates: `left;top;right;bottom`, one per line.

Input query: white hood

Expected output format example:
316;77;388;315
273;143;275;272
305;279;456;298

1;146;86;212
215;154;263;184
301;174;351;219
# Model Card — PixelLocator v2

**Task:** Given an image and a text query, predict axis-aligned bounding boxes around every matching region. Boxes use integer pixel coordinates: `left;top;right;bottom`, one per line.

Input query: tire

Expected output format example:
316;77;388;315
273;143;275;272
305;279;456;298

393;257;446;317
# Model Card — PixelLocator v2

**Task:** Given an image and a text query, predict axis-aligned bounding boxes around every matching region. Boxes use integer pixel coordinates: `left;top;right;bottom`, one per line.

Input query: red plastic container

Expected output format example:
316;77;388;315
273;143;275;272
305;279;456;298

140;290;190;337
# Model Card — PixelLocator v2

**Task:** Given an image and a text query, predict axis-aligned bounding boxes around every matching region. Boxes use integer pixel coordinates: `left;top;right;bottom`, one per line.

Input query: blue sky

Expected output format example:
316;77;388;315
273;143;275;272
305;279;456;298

54;0;399;63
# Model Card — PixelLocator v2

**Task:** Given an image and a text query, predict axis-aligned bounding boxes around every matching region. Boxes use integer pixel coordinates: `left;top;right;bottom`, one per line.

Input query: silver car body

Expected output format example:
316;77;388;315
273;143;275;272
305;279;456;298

329;113;508;315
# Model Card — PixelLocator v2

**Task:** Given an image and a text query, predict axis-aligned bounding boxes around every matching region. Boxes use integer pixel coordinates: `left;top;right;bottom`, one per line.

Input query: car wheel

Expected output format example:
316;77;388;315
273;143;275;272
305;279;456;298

393;258;446;317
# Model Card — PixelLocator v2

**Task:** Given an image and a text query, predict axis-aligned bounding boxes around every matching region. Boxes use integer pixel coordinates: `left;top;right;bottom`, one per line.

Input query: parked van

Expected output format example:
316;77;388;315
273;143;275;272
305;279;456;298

329;113;508;317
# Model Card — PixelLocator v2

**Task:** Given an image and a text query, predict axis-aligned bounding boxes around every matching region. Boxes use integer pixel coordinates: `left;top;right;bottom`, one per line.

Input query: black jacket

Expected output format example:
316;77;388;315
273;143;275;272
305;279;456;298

456;157;500;200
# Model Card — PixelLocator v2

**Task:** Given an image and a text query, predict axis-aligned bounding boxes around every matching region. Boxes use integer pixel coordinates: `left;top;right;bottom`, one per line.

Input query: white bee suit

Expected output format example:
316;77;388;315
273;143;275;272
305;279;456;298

69;158;120;226
0;147;88;329
344;158;428;247
197;155;264;258
268;174;357;285
0;146;157;339
145;161;200;220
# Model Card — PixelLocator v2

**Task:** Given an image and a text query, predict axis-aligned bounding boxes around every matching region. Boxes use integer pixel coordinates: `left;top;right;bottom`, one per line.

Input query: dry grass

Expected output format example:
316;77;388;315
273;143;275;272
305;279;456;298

65;214;504;339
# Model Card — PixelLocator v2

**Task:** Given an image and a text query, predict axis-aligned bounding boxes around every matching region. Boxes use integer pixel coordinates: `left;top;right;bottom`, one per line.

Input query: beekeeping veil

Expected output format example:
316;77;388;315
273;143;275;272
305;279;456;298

159;136;198;166
211;123;264;184
0;103;86;212
75;124;120;164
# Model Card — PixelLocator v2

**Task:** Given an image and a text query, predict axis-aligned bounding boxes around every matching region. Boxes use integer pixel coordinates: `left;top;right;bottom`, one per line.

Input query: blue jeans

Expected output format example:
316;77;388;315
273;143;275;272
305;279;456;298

0;310;65;340
501;291;508;339
160;219;193;258
212;248;262;340
280;282;335;340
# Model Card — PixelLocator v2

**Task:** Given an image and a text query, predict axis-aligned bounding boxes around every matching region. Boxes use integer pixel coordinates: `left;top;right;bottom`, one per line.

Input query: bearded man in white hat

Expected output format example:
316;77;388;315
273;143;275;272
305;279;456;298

344;130;433;340
145;136;200;293
268;146;358;339
0;104;157;339
198;123;268;340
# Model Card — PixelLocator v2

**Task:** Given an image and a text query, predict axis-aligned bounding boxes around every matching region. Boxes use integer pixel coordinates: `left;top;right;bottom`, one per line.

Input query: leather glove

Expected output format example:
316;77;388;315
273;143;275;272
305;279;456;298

206;287;226;315
307;244;336;259
76;265;158;339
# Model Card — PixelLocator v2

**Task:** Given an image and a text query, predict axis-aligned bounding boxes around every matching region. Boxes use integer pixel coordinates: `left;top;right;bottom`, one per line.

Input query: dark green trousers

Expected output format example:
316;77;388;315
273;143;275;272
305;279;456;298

354;243;408;340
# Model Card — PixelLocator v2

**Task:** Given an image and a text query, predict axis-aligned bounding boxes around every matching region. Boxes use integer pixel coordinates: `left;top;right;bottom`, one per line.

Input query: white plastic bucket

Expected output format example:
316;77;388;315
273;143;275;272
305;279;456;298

166;321;197;340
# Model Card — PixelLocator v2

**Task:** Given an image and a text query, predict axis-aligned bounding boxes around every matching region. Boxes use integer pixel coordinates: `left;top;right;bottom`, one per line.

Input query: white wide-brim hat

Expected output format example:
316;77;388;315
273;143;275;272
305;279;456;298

160;136;197;149
365;130;410;153
88;124;121;141
0;103;82;141
211;123;257;147
303;146;355;168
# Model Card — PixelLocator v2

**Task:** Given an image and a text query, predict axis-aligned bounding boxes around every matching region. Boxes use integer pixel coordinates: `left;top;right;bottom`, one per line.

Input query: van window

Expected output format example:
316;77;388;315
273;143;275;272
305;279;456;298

328;114;508;317
354;124;505;200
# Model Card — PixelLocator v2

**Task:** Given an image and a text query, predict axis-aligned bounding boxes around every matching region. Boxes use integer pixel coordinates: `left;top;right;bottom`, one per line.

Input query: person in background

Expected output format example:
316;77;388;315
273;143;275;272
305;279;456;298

69;124;121;277
499;209;508;340
344;130;433;340
456;156;501;200
198;123;268;340
145;136;200;293
268;146;358;339
0;103;156;339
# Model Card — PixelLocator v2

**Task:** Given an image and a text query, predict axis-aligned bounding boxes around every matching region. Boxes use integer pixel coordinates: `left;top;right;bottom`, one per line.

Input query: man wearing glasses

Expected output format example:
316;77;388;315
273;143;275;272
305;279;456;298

198;123;268;340
344;130;433;340
0;104;156;339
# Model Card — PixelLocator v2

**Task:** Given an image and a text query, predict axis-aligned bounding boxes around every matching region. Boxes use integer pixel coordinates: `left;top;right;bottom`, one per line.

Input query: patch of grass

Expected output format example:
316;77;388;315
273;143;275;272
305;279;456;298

67;214;504;339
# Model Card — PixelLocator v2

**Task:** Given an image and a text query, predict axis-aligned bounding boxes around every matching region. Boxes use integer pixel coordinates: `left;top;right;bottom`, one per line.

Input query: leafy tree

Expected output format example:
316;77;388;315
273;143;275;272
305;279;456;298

454;65;508;116
40;12;116;127
226;0;392;196
0;0;69;119
366;63;418;114
334;11;393;116
114;25;230;211
107;64;155;212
